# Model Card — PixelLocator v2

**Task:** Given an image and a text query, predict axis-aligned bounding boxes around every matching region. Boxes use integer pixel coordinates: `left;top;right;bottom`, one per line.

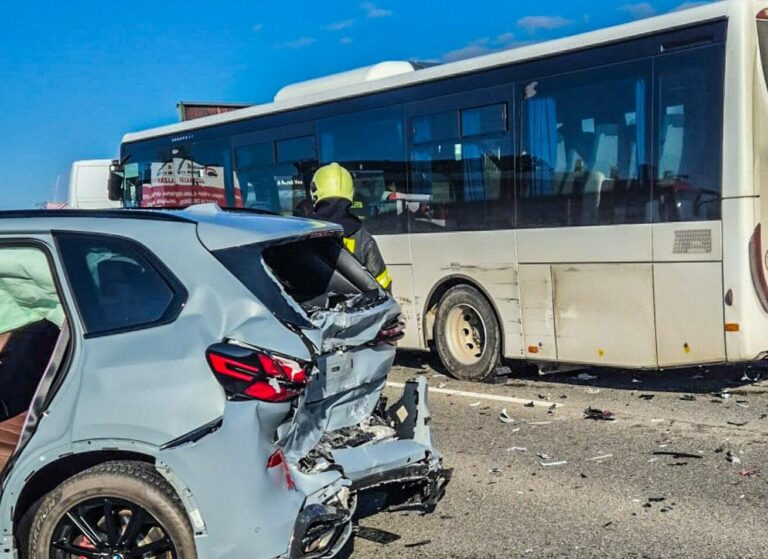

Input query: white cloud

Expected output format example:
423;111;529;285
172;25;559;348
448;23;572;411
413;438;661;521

517;15;573;33
361;2;393;18
442;33;531;62
325;19;355;31
273;36;316;49
252;23;264;32
442;38;492;62
618;2;657;19
340;36;354;45
672;1;711;11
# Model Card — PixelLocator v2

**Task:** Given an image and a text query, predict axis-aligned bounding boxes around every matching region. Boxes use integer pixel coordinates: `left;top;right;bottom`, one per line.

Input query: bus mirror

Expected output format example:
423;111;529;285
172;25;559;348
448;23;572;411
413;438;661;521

107;170;124;201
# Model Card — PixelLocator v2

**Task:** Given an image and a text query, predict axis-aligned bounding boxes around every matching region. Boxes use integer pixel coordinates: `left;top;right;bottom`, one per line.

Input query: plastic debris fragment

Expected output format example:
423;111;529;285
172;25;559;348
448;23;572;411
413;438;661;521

499;408;515;424
584;407;615;421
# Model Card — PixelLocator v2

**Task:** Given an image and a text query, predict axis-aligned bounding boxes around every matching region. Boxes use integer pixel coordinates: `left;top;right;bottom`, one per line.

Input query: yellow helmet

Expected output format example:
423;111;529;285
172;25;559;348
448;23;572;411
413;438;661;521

311;163;354;203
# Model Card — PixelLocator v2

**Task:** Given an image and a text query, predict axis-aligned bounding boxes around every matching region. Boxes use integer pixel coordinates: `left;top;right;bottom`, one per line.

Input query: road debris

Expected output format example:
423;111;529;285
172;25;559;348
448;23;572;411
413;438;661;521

355;526;401;545
437;382;447;389
639;394;655;400
680;394;697;401
631;378;642;384
524;401;535;408
499;408;515;424
575;372;598;381
404;539;431;548
727;421;748;427
469;401;481;407
507;446;527;453
653;451;703;459
540;460;568;467
528;421;553;425
588;454;613;461
740;468;759;477
726;451;742;464
584;407;615;421
586;387;601;394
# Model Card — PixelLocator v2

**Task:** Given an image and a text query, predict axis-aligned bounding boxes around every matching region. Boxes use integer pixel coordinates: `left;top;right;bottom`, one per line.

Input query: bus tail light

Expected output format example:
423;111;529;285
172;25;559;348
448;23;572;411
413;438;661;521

206;342;309;403
748;224;768;313
758;8;768;20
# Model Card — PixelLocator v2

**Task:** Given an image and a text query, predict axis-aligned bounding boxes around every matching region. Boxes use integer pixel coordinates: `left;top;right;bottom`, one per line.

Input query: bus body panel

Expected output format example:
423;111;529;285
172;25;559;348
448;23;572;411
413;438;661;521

519;265;557;360
654;261;726;366
408;230;523;358
552;263;657;368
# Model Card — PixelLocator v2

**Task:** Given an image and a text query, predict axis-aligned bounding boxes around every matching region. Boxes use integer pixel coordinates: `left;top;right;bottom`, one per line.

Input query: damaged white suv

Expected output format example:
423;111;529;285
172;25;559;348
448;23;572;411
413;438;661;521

0;205;447;559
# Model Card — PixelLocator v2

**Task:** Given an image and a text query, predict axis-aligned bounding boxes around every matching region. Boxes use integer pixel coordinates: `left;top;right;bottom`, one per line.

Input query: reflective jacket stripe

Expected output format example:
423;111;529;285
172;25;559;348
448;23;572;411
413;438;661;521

375;268;393;289
343;237;356;254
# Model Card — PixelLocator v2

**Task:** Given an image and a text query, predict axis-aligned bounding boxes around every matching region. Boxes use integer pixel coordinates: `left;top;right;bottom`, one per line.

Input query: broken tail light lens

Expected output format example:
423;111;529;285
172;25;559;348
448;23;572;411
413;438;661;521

206;342;309;403
376;317;406;345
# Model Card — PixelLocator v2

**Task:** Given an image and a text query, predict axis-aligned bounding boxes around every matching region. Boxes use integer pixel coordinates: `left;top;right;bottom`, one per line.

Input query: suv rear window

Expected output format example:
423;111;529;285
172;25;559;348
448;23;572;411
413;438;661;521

57;233;186;336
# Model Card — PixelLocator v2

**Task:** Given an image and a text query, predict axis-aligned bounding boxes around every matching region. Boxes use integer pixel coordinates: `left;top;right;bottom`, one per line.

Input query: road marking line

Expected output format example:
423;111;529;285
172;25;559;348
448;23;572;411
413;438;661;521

386;382;564;408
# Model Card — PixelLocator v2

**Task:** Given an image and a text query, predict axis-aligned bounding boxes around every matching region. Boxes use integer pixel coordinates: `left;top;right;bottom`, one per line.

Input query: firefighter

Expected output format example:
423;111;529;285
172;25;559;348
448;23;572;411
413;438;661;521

310;162;392;292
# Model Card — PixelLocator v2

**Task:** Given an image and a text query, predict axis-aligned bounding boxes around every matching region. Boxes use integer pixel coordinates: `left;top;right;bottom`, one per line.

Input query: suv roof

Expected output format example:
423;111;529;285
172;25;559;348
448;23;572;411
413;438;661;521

0;205;342;251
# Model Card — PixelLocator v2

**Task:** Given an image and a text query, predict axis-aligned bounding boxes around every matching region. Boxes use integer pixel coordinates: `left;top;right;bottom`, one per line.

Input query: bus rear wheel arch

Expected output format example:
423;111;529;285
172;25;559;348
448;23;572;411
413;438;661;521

432;284;501;382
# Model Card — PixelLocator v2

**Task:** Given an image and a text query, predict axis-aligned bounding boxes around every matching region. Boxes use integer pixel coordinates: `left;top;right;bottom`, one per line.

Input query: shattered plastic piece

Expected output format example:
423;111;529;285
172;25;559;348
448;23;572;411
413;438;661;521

537;452;552;460
584;407;615;421
726;451;742;464
404;540;431;548
528;421;552;425
469;401;481;407
499;408;515;424
586;387;601;394
489;468;503;475
631;378;642;384
680;394;697;401
507;446;527;452
647;458;660;463
355;526;401;545
540;460;568;467
576;372;598;381
588;454;613;461
653;451;703;459
740;468;759;477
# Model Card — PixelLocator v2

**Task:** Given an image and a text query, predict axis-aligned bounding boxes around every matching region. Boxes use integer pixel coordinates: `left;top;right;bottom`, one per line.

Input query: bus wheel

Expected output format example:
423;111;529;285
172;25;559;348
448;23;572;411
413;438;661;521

434;285;501;382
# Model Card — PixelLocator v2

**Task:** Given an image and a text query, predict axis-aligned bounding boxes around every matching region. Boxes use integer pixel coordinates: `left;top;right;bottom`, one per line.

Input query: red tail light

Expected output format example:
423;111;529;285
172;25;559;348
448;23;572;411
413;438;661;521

376;318;406;345
206;343;309;403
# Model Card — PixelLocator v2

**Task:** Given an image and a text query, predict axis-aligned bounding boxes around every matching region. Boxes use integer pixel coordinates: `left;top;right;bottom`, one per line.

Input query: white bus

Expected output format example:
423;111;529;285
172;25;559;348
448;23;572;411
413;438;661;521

110;0;768;381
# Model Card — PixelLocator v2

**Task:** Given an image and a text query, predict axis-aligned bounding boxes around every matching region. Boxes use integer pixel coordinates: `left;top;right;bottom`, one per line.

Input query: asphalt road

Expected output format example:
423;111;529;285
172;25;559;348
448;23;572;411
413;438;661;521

352;353;768;558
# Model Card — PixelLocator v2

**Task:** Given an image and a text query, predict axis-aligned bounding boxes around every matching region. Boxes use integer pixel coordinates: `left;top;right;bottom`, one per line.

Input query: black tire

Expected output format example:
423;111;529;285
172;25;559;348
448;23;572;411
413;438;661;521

27;460;196;559
434;284;501;382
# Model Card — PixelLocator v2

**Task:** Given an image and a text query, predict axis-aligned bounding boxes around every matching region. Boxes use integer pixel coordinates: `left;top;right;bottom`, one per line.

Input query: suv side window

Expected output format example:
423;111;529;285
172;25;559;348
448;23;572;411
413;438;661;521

56;234;185;336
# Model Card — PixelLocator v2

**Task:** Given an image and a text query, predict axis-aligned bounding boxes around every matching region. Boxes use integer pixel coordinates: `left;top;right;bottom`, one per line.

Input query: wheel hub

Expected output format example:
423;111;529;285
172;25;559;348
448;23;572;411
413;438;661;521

445;303;487;366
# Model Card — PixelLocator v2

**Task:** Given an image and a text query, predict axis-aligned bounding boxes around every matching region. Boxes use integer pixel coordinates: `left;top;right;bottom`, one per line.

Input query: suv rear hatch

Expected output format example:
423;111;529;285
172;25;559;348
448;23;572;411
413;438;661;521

199;212;448;510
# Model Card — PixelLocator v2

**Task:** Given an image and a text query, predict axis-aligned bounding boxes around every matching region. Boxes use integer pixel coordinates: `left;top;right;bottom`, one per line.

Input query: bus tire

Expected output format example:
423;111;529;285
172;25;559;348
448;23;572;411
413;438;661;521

434;284;501;382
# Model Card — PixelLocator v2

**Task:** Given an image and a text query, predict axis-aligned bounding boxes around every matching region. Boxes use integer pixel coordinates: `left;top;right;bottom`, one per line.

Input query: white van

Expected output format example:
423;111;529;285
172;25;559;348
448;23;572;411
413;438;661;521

67;159;121;209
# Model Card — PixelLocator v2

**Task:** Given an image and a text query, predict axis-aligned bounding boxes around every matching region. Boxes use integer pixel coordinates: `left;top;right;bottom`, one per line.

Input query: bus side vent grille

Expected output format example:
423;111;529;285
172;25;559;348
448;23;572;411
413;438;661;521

673;229;712;254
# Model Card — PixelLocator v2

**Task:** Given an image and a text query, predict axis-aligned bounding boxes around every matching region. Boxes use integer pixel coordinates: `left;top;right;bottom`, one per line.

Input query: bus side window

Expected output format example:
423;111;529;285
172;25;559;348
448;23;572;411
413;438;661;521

408;103;512;233
653;45;724;223
518;60;652;228
317;106;407;235
234;137;317;215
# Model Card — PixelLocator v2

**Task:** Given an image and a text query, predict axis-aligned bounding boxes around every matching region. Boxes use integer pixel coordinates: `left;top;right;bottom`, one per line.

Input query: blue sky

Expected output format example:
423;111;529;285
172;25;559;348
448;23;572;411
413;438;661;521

0;0;711;209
